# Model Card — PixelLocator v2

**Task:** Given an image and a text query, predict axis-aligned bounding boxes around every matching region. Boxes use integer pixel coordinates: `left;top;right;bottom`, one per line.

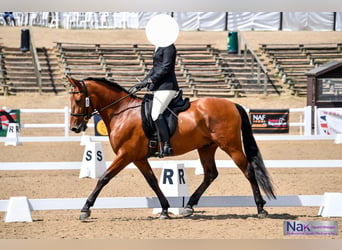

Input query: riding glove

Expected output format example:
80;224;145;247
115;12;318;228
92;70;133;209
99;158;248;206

134;79;149;90
147;83;154;91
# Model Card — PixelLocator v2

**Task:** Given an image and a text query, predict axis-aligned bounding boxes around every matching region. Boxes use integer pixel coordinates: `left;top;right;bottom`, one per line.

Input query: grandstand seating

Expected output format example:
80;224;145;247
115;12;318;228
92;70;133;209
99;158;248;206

37;47;65;93
57;43;107;79
0;42;284;97
56;42;282;98
0;47;64;94
177;45;229;96
219;53;282;97
260;43;342;96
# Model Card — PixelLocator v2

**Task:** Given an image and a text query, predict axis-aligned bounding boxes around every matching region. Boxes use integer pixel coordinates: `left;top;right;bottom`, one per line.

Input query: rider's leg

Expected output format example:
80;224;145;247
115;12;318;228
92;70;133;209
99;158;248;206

151;90;176;156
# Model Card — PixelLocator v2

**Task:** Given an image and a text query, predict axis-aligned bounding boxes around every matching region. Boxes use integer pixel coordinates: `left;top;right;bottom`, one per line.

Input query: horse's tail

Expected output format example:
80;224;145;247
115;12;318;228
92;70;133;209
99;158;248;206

235;103;276;199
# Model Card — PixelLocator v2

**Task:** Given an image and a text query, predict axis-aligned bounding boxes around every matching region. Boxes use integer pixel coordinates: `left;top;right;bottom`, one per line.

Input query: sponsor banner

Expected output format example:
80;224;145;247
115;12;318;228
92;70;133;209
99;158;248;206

317;108;342;135
94;114;108;136
249;109;289;133
0;109;21;137
284;220;338;236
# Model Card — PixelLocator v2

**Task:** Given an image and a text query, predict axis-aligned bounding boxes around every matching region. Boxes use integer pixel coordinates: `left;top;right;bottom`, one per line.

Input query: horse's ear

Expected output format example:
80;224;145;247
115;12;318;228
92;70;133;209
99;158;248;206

66;75;82;89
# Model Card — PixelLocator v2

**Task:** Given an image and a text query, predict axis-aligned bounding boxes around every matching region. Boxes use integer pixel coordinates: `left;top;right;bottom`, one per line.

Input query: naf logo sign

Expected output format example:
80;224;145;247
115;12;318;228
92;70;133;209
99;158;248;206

284;220;338;235
249;109;289;134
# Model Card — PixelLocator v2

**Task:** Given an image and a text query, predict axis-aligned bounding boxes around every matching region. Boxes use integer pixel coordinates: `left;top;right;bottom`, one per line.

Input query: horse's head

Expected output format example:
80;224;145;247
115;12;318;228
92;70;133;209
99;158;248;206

67;76;93;133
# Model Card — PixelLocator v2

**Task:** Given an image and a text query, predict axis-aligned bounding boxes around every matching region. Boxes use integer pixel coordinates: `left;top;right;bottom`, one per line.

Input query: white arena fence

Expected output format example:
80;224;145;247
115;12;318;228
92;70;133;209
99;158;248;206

0;195;325;212
2;105;334;142
0;159;341;217
1;106;341;219
1;193;341;222
1;159;342;171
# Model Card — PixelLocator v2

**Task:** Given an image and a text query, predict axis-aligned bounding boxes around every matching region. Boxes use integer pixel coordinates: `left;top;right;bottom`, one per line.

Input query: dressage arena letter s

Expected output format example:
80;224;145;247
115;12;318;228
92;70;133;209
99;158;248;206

85;150;103;161
80;142;107;178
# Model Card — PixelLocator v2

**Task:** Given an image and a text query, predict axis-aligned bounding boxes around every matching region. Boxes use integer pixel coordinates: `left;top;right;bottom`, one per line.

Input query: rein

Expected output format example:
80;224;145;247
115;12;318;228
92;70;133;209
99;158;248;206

70;80;140;119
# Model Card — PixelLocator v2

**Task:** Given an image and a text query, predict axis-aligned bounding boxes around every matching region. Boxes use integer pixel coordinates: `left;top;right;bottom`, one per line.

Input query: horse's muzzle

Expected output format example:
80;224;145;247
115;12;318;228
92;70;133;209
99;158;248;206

71;122;88;133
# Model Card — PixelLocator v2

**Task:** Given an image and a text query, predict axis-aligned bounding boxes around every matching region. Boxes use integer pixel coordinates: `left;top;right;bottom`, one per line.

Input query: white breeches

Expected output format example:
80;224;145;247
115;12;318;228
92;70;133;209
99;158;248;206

151;90;177;121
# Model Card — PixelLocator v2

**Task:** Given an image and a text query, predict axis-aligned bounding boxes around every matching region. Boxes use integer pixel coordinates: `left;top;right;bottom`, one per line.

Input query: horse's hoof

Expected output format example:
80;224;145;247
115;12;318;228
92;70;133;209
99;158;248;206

159;213;171;220
257;210;268;219
181;207;194;217
79;211;91;220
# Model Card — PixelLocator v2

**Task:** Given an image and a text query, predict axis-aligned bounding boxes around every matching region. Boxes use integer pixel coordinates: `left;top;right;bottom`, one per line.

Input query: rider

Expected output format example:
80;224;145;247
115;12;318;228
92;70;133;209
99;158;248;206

135;43;179;156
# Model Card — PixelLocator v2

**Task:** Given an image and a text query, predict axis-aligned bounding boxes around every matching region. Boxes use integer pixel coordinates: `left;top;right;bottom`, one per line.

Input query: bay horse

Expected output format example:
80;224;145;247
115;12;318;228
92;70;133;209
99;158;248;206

67;76;276;220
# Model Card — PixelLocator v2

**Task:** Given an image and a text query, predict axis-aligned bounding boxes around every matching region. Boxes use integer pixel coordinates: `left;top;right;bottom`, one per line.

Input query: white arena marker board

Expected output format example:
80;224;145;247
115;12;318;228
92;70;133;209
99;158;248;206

79;142;107;178
153;163;189;215
318;192;342;217
5;196;32;223
80;132;92;146
335;134;342;144
4;123;21;146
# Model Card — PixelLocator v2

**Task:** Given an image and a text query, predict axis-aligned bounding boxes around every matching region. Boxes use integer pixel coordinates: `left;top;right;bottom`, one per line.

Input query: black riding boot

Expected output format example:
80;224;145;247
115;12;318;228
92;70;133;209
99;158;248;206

154;115;173;157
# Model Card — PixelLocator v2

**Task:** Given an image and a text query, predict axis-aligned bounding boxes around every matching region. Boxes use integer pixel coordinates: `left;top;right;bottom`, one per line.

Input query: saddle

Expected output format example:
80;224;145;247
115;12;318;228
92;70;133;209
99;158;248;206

141;89;190;158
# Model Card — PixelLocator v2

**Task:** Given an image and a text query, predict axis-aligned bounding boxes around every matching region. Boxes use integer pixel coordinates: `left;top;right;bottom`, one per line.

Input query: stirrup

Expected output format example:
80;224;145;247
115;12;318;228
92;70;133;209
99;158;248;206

163;143;173;156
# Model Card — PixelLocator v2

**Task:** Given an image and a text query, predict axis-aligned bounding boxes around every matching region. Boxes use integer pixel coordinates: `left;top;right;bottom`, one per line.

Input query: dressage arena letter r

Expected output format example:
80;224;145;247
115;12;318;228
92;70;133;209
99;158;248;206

162;169;186;185
163;169;174;184
8;125;19;133
178;169;185;184
9;126;14;133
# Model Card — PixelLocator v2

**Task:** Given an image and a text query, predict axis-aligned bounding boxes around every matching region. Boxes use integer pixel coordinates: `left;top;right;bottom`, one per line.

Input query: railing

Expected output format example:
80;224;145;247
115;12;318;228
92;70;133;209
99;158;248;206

239;33;280;96
0;106;315;140
0;50;8;96
19;107;71;137
29;28;43;94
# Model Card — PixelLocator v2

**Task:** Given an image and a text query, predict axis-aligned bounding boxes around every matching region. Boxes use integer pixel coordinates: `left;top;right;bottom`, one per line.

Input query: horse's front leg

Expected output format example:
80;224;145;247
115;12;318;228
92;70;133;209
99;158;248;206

134;159;170;219
79;158;128;220
80;175;110;220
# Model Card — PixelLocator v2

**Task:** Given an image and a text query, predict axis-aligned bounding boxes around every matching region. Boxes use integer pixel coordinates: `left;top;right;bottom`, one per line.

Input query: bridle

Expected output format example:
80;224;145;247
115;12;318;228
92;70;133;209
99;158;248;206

69;80;93;119
69;80;140;120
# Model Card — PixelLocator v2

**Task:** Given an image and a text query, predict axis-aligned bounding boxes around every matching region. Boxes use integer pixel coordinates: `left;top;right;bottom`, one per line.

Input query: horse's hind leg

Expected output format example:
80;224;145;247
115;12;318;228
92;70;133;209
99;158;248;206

223;147;267;218
246;160;267;218
182;144;218;217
